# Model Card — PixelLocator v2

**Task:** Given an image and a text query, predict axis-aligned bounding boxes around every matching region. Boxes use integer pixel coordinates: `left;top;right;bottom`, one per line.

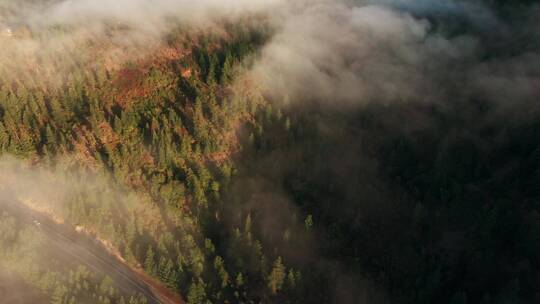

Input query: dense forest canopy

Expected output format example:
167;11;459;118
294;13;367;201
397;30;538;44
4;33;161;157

0;0;539;303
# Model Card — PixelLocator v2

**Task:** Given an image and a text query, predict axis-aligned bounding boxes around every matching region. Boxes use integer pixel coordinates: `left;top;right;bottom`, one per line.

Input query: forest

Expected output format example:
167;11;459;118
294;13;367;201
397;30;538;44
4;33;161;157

0;0;539;303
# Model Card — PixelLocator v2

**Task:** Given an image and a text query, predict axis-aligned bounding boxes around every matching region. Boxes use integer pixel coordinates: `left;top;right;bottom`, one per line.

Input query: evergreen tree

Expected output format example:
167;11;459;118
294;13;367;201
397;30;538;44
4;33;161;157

144;246;156;275
268;257;286;294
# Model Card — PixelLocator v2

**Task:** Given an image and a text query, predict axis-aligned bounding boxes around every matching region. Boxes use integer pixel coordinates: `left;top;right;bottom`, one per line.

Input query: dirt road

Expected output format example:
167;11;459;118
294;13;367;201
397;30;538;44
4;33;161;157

0;196;182;304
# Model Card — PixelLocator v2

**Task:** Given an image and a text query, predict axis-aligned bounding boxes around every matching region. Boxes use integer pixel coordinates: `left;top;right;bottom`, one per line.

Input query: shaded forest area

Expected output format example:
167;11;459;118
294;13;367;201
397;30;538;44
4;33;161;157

239;98;540;303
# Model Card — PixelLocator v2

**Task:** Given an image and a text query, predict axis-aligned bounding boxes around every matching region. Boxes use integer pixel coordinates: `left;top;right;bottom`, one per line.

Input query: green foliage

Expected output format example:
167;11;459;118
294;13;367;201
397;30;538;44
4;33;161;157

187;279;208;304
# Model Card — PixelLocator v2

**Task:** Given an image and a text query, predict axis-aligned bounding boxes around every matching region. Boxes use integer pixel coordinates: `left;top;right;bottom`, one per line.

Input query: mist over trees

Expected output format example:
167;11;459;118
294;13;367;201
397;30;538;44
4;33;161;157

0;0;539;304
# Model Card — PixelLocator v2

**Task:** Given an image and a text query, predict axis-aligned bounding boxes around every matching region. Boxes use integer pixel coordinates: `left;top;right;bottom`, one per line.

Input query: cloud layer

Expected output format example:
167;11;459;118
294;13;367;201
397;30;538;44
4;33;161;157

1;0;538;108
250;0;540;109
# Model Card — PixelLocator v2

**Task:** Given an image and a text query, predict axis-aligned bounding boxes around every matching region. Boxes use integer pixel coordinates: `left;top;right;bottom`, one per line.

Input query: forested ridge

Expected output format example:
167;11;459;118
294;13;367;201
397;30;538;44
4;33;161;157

0;18;283;303
0;0;540;303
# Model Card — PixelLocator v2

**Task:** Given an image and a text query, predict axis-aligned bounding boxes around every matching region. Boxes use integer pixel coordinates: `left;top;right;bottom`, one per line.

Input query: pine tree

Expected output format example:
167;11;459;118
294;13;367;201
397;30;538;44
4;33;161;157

45;124;56;145
144;246;156;275
235;273;244;287
51;285;67;304
305;215;313;231
214;256;229;288
220;52;234;84
187;279;207;304
0;122;8;149
268;257;286;294
287;269;296;289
